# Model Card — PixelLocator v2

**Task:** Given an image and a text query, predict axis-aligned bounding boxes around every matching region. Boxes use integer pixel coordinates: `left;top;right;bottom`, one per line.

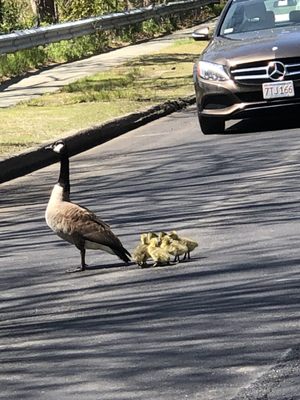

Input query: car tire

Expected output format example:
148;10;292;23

199;115;225;135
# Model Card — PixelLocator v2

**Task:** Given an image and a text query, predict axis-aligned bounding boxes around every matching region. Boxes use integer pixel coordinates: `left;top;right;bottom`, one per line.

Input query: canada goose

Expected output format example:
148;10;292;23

160;235;188;263
147;237;170;267
132;234;150;267
45;139;131;272
169;231;198;260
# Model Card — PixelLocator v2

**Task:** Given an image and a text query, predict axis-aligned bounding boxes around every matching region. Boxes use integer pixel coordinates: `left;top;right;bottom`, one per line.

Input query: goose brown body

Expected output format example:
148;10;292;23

45;140;131;271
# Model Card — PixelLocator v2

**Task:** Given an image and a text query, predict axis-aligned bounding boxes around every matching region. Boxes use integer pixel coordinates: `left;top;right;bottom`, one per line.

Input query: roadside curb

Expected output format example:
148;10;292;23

0;95;196;184
231;346;300;400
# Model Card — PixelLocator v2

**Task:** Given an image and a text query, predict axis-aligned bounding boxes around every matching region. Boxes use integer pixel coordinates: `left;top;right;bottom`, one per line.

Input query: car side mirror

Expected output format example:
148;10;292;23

192;27;210;41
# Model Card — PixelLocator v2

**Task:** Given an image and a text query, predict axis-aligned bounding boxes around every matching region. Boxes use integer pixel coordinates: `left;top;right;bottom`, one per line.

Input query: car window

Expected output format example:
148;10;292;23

220;0;300;35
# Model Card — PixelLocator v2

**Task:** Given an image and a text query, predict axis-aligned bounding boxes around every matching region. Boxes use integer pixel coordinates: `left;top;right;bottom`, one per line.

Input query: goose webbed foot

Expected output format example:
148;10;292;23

65;248;87;272
139;262;150;269
66;247;87;273
153;261;170;267
66;264;87;273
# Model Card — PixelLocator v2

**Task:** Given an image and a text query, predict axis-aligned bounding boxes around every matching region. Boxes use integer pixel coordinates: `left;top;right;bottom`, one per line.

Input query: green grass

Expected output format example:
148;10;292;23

0;38;205;157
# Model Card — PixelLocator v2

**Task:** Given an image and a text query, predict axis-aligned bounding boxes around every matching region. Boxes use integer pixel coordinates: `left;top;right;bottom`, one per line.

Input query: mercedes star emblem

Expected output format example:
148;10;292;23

267;61;286;81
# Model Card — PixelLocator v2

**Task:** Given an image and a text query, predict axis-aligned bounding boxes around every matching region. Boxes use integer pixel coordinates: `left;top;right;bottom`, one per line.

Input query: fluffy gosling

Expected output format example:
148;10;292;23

160;235;188;263
169;231;198;260
147;237;170;267
132;234;150;267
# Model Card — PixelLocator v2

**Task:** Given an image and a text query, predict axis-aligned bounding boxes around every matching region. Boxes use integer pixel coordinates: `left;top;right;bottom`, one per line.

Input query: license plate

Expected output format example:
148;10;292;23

262;80;294;99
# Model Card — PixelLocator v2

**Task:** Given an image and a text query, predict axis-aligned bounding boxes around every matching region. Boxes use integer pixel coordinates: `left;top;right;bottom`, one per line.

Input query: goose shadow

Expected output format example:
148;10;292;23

86;255;208;271
84;261;137;271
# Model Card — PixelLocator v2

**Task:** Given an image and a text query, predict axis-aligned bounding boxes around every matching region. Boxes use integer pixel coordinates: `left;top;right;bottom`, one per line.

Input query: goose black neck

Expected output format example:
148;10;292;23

58;151;70;198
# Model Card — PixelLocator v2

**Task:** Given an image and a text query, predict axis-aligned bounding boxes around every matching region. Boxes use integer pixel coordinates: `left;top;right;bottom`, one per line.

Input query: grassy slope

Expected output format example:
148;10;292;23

0;39;206;157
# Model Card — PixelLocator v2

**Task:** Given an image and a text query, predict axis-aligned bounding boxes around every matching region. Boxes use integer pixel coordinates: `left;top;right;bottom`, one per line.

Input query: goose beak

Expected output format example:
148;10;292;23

44;144;53;150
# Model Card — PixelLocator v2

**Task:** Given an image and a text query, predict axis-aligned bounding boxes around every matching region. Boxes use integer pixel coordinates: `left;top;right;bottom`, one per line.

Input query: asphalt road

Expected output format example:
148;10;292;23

1;108;300;400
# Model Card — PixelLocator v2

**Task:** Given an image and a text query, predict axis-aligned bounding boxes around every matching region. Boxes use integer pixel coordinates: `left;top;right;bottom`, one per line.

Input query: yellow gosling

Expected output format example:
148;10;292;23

146;232;158;244
132;243;150;267
133;234;151;267
161;236;188;263
147;237;171;267
140;233;150;244
158;231;168;243
169;231;198;260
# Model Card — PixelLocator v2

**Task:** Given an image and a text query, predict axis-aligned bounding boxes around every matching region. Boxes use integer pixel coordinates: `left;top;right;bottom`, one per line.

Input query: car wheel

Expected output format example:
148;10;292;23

199;115;225;135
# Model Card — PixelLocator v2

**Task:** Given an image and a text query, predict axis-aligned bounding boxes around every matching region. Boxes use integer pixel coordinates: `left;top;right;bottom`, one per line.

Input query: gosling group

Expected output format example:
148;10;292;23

132;231;198;268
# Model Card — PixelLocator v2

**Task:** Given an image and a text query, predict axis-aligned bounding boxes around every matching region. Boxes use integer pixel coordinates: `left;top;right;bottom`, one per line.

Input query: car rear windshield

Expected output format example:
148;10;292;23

220;0;300;35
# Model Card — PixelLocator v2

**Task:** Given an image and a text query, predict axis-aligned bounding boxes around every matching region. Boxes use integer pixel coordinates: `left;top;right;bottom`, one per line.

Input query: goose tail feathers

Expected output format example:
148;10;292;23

114;247;131;264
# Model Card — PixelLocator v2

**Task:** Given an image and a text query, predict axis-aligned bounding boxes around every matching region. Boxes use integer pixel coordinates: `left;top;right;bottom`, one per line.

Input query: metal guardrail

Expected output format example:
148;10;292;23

0;0;217;54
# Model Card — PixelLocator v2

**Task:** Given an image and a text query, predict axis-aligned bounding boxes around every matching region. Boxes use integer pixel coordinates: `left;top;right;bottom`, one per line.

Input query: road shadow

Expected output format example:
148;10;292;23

226;112;300;135
1;107;300;399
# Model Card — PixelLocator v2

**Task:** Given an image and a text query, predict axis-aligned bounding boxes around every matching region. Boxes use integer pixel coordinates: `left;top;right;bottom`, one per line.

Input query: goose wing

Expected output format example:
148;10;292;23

77;203;111;229
67;202;131;262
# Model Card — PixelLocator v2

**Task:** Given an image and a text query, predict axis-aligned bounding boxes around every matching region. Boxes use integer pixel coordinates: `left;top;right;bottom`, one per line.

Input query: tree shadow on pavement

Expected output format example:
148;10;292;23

1;108;300;399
